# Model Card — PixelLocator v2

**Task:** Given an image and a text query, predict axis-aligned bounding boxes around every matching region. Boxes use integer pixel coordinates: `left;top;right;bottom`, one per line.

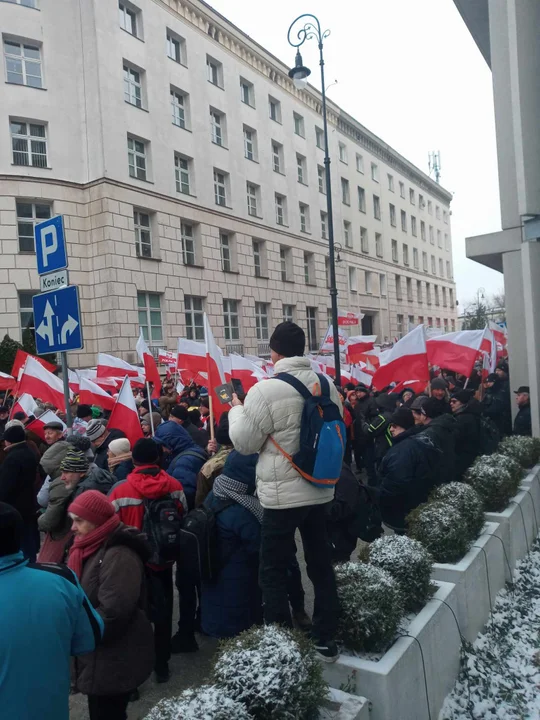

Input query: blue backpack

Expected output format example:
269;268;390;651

271;372;346;488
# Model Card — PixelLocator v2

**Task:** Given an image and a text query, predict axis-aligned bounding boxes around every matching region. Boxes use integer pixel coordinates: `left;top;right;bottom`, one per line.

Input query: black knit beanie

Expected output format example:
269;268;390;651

132;438;160;465
3;425;26;444
389;407;415;430
269;321;305;358
0;503;23;557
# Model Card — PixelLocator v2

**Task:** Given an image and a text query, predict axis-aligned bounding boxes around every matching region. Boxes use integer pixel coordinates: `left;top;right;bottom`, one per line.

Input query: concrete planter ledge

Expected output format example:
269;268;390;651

320;688;371;719
431;521;506;643
520;463;540;526
323;581;460;720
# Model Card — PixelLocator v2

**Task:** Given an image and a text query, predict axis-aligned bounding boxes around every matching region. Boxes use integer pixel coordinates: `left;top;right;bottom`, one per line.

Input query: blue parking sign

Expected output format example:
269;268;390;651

35;215;68;275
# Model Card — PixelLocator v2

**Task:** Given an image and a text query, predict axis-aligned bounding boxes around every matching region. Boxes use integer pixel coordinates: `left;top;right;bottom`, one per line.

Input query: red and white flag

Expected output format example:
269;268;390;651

351;366;374;387
177;338;207;386
26;410;67;442
338;309;364;327
78;376;116;411
11;349;56;378
97;353;140;379
18;356;71;411
346;335;377;363
392;379;429;395
488;320;507;348
107;377;144;446
136;331;162;399
372;325;429;390
10;392;38;419
204;314;227;420
0;371;16;392
426;329;486;378
229;354;262;392
320;326;350;353
158;350;177;366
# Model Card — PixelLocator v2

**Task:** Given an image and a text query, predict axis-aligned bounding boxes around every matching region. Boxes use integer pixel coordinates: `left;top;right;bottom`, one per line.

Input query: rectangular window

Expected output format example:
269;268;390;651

434;285;440;306
391;239;398;262
240;77;254;106
426;282;432;305
10;120;47;167
269;96;281;123
360;226;369;253
306;307;318;352
428;200;433;215
243;126;256;161
171;87;187;128
422;251;428;272
220;232;232;272
134;210;152;258
127;135;147;180
252;239;262;278
137;292;163;344
408;315;415;329
181;222;195;265
380;273;387;297
437;230;442;248
373;195;381;220
223;299;240;341
451;319;455;332
371;162;379;182
344;221;352;248
325;258;330;288
297;154;307;184
443;210;448;224
4;39;42;88
407;277;413;302
315;126;324;149
184;296;204;341
304;252;314;285
321;211;328;240
421;220;426;241
439;258;444;276
339;143;347;163
417;280;423;304
255;302;269;341
341;178;350;205
395;275;402;301
356;153;364;173
293;112;305;137
409;188;415;205
18;290;37;336
399;181;405;199
389;203;396;227
348;266;357;293
397;314;404;338
413;247;419;269
442;287;447;307
123;64;142;107
444;233;449;251
449;288;454;307
214;170;227;206
246;183;259;217
272;142;283;173
16;201;51;252
444;318;449;332
119;2;139;37
401;210;407;232
275;194;286;226
280;246;291;282
210;109;224;146
174;154;191;195
446;261;452;279
318;165;327;194
411;216;417;237
387;174;394;192
206;55;222;87
436;205;441;220
403;243;409;266
431;255;436;274
166;30;185;64
358;186;366;213
283;304;294;322
299;203;310;233
365;271;372;294
375;232;383;257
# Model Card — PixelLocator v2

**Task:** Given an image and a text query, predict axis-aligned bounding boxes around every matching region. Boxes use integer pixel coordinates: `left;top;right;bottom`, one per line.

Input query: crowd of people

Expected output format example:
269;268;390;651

0;322;533;720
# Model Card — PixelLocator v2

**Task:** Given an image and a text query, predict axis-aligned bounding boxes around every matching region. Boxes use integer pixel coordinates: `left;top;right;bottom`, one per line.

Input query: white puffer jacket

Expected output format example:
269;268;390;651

228;356;343;510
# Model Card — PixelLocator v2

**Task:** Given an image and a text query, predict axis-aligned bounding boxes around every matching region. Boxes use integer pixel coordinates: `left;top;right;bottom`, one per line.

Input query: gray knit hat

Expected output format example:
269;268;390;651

60;449;90;474
86;419;107;442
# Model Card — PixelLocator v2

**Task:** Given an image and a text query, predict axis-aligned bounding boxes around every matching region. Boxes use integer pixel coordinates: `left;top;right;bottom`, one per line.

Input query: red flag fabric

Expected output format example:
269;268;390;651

18;356;70;411
372;325;429;390
26;410;67;442
177;338;208;386
136;332;162;399
346;335;377;363
78;376;116;411
0;371;16;392
229;354;261;392
426;329;486;378
97;353;140;379
107;377;144;446
392;379;429;395
11;349;56;378
204;314;227;421
488;320;507;348
10;392;38;419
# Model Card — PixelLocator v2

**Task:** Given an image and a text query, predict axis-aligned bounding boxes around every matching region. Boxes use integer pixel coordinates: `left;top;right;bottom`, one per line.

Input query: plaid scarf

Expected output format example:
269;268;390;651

213;474;263;524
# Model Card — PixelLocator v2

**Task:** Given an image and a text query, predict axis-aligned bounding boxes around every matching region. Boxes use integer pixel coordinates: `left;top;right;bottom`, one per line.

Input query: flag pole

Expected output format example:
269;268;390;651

146;381;155;436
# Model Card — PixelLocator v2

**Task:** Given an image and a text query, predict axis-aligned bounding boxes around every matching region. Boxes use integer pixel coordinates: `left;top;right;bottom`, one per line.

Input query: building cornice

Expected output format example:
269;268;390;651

155;0;453;206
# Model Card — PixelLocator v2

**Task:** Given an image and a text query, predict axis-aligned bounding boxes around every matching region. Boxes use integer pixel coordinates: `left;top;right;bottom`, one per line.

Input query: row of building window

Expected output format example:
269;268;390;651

397;314;456;338
392;276;455;307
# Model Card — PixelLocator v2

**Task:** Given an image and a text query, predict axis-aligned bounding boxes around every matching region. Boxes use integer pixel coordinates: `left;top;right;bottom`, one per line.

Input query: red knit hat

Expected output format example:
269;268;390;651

68;490;115;527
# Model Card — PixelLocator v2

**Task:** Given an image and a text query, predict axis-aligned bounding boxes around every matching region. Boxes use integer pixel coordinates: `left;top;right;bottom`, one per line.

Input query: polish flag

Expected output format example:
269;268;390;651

346;335;377;363
426;329;486;378
372;325;429;390
177;338;207;386
204;314;227;421
107;377;144;446
488;320;507;348
10;392;38;419
17;356;71;411
68;369;80;394
338;309;363;327
11;349;56;378
26;410;67;442
320;326;350;352
78;376;116;411
351;366;374;387
158;350;177;366
136;331;162;399
393;379;429;395
230;354;262;392
0;371;16;392
97;353;140;379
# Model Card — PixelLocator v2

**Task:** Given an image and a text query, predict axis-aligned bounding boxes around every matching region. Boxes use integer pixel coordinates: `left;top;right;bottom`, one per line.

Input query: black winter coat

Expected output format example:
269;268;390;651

353;396;379;448
94;429;127;469
377;426;441;531
183;420;210;450
453;401;482;479
419;413;458;484
514;404;532;437
0;442;38;522
482;380;512;436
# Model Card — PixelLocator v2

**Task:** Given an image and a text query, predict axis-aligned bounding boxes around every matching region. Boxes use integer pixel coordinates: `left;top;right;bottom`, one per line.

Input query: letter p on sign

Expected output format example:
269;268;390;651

42;225;57;268
35;215;68;276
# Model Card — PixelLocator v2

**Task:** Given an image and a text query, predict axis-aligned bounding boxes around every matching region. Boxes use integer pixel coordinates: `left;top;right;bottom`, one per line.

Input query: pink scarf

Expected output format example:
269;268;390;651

67;514;121;579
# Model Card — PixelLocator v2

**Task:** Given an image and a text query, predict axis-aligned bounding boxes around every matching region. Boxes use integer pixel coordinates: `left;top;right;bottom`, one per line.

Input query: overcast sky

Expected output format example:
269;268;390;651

207;0;504;307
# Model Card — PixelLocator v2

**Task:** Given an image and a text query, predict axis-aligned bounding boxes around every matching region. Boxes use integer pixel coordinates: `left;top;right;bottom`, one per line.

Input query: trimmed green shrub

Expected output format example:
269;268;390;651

213;625;326;720
430;482;485;539
407;500;473;563
464;453;523;512
144;686;253;720
335;562;403;653
498;436;540;469
368;535;434;612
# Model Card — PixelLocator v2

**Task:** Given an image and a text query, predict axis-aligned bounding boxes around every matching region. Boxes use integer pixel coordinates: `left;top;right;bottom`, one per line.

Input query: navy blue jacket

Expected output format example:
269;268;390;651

378;425;441;531
200;491;262;639
154;422;207;507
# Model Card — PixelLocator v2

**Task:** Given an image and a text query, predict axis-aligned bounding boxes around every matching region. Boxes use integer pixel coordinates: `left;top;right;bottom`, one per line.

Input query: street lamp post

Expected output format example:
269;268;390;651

287;14;341;385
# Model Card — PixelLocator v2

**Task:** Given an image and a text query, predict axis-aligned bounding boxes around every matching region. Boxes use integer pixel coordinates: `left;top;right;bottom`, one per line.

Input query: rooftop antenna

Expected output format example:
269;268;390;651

428;151;441;183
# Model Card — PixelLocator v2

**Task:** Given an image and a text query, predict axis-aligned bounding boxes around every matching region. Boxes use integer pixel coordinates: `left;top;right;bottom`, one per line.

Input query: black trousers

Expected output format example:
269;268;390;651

175;564;199;637
260;503;338;643
87;693;130;720
147;566;173;672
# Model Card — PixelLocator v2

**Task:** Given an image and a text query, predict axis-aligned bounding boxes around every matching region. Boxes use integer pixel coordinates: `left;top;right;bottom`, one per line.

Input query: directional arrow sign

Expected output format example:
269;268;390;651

32;286;83;355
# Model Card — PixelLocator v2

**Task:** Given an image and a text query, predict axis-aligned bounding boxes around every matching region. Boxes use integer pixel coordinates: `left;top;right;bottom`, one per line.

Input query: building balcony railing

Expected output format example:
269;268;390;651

258;342;271;359
225;343;244;356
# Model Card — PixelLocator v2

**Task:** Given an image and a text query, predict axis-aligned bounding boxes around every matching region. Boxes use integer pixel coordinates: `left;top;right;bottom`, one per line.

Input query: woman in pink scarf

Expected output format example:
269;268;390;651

67;490;154;719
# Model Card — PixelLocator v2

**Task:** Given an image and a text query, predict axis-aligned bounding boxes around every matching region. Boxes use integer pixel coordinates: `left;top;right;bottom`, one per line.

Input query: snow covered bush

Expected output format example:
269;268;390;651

464;453;523;512
335;562;403;653
498;435;540;469
406;500;472;563
212;625;326;720
368;535;434;612
144;686;252;720
430;482;485;539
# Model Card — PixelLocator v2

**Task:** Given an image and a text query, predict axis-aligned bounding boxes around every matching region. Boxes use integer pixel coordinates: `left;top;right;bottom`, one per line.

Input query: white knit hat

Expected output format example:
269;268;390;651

108;438;131;456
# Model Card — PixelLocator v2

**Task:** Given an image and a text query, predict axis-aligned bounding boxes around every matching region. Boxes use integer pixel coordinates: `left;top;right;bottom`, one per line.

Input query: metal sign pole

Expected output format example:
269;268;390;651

60;352;72;430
